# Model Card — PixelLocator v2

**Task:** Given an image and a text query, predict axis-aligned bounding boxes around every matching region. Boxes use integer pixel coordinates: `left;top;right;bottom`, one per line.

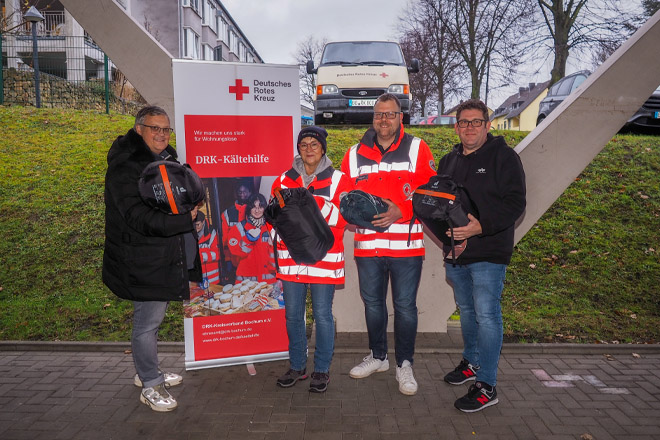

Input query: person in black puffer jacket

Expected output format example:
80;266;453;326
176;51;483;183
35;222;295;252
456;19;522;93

103;105;201;412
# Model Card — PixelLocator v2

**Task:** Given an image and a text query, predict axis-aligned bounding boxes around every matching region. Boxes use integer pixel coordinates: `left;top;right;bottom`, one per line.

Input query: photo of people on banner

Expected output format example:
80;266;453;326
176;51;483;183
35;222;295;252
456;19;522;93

184;176;284;318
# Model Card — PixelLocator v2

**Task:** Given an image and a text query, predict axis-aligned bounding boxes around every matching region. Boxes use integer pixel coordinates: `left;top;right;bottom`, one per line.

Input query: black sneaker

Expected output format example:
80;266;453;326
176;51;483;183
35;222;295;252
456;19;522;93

309;372;329;393
454;381;499;413
276;368;307;388
444;358;478;385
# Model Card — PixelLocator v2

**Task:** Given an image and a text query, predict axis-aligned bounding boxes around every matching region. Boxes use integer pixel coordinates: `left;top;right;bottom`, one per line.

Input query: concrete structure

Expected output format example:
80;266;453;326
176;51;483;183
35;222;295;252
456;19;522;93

491;81;550;131
56;1;660;333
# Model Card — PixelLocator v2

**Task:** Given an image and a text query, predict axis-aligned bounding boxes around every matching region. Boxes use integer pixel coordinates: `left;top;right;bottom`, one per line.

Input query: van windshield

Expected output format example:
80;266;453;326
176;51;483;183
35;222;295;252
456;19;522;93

320;42;405;66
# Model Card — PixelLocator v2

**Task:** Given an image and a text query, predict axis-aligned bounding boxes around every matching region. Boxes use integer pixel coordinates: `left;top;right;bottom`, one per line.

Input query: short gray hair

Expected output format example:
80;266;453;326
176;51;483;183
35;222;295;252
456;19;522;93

135;106;169;128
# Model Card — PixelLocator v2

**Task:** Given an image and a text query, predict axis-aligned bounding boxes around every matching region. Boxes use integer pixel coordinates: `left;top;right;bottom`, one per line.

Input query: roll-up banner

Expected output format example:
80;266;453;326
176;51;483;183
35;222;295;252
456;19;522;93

172;60;300;370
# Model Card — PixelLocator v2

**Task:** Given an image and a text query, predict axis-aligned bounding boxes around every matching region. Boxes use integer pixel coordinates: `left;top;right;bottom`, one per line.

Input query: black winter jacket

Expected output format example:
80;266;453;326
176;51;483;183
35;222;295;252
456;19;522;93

102;128;202;301
436;133;526;265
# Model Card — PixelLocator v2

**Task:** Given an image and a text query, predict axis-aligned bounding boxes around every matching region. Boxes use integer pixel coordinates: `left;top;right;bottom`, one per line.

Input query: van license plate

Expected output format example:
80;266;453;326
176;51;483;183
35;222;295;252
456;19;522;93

349;99;377;107
654;111;660;119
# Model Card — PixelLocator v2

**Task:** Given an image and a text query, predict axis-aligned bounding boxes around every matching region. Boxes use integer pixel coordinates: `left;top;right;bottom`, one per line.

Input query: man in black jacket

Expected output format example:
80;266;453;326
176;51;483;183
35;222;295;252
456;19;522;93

103;106;201;412
437;99;526;413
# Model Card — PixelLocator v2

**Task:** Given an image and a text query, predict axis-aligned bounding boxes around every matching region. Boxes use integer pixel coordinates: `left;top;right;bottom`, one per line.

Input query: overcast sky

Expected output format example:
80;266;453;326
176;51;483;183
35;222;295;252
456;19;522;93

219;0;621;111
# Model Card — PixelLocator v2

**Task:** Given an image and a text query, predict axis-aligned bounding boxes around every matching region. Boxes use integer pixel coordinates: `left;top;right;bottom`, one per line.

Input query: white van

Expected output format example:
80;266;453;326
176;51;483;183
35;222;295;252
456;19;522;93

306;41;419;125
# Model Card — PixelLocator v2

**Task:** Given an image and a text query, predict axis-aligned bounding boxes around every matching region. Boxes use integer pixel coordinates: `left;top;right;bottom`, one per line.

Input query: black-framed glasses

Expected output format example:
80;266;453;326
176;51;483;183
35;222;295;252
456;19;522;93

373;111;400;120
140;124;174;134
299;141;322;151
456;119;487;128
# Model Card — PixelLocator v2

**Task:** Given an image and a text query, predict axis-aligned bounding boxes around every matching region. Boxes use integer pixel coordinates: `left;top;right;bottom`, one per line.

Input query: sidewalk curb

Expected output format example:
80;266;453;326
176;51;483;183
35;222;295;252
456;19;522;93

1;340;658;354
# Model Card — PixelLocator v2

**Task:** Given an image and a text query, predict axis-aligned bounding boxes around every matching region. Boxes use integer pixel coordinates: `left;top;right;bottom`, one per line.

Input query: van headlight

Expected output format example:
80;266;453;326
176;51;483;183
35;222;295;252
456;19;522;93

317;85;339;95
388;84;409;94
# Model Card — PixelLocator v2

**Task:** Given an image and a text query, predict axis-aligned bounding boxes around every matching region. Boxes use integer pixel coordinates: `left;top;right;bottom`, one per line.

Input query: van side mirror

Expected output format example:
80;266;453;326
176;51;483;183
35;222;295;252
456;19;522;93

306;60;317;74
408;58;420;74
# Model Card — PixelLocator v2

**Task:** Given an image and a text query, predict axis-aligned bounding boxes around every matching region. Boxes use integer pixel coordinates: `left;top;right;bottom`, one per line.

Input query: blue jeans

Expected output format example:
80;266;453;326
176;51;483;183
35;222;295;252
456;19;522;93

355;256;423;367
282;280;335;373
445;262;507;387
132;301;168;388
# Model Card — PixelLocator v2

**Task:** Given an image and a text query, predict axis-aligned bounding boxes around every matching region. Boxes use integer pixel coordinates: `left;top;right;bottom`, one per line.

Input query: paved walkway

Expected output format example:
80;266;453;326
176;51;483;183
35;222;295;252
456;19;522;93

1;328;659;440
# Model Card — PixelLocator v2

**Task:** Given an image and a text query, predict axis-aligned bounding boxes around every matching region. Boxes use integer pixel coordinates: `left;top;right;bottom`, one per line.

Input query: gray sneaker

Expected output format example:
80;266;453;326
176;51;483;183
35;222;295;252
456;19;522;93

134;371;183;388
276;368;308;388
140;383;178;412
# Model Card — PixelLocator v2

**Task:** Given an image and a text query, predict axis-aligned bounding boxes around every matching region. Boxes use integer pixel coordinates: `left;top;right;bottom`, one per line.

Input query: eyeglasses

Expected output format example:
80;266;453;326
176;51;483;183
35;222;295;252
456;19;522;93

373;111;401;120
140;124;174;135
299;141;322;151
456;119;487;128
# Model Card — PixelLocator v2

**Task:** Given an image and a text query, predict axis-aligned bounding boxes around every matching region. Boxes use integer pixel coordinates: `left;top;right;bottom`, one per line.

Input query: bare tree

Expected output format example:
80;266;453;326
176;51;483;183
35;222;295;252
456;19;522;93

400;32;437;116
537;0;639;86
293;35;327;107
399;0;464;115
434;0;536;100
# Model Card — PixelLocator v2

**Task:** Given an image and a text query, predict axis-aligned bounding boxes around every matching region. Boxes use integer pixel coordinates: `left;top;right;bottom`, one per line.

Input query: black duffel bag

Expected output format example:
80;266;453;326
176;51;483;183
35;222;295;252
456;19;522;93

410;174;478;261
265;187;334;266
138;161;205;214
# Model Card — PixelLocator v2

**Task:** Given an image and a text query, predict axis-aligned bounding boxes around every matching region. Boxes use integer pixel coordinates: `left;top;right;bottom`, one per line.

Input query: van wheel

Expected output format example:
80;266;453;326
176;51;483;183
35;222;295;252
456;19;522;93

314;115;325;125
536;115;545;126
403;114;411;125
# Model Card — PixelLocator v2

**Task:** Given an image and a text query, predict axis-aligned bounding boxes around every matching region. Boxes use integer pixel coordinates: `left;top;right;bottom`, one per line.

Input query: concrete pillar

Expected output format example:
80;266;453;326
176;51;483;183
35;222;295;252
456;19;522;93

59;0;175;119
64;10;85;82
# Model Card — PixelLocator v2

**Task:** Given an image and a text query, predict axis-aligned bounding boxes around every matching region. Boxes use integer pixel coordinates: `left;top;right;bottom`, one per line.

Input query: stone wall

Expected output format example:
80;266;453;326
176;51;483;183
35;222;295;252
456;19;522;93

1;68;142;115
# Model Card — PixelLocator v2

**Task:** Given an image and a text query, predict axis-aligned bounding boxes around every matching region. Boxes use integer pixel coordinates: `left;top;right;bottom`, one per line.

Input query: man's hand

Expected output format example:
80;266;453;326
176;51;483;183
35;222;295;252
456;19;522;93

190;206;199;220
372;198;402;229
446;214;482;241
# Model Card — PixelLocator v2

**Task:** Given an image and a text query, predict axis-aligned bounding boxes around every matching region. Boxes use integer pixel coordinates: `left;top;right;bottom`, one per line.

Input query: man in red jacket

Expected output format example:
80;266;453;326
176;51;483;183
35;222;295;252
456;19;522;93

341;94;436;395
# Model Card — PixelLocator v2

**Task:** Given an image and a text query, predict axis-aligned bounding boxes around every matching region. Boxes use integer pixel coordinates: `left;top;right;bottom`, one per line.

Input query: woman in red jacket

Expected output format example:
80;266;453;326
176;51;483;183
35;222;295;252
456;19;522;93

227;193;276;284
272;126;351;393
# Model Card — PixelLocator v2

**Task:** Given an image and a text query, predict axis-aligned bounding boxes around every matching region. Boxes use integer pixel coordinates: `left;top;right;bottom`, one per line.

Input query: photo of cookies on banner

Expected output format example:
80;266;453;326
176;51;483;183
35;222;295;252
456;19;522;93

184;279;284;318
339;189;389;232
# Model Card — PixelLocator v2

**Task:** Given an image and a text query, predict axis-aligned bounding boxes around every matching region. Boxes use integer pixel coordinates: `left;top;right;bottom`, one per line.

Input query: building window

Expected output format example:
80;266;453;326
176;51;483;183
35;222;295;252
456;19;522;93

183;0;200;14
214;45;224;61
239;42;246;62
230;30;238;55
216;17;227;42
247;52;254;63
202;0;212;26
203;44;214;61
209;4;217;32
184;28;200;59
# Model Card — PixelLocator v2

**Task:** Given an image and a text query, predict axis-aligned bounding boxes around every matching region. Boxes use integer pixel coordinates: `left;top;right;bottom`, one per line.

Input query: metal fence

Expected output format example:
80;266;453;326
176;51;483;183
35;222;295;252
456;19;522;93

0;33;142;114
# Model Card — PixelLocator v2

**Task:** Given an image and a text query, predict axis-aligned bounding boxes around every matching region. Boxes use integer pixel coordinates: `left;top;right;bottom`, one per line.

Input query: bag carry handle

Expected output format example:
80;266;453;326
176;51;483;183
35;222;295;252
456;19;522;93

273;187;285;208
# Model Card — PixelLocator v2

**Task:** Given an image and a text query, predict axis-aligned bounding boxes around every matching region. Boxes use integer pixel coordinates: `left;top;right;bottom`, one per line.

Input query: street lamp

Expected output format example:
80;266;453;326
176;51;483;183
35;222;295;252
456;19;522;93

23;6;45;108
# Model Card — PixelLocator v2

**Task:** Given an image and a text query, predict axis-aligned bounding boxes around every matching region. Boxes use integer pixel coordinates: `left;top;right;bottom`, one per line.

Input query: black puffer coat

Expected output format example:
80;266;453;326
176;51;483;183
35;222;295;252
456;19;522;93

102;128;202;301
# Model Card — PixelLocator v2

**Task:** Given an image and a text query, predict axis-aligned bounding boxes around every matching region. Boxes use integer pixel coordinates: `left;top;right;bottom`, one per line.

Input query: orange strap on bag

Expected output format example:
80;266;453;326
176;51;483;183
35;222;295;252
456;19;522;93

414;188;456;201
158;164;179;214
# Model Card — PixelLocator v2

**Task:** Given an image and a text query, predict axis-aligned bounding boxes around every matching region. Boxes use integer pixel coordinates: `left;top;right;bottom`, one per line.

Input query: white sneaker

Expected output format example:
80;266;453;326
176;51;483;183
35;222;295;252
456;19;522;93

134;371;183;388
349;352;390;379
140;383;178;412
396;360;418;395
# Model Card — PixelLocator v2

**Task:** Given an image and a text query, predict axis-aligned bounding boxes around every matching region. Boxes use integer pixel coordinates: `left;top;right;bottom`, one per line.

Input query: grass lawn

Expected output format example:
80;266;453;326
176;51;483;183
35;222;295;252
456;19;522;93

0;106;658;343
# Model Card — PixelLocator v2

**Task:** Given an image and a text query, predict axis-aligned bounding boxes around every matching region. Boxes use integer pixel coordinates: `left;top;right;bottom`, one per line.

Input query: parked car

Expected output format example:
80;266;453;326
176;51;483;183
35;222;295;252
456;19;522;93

625;85;660;131
536;70;590;126
418;115;437;125
537;71;660;132
434;115;457;126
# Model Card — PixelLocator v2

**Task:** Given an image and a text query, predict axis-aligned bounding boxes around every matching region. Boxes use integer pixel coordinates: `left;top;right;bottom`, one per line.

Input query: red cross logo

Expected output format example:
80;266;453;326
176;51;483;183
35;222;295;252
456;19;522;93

229;79;250;100
380;72;389;78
